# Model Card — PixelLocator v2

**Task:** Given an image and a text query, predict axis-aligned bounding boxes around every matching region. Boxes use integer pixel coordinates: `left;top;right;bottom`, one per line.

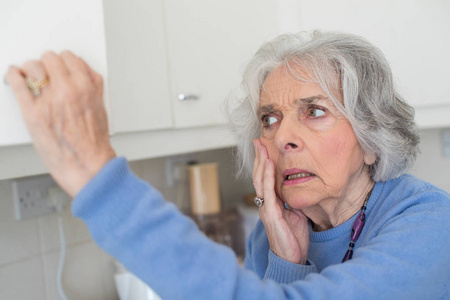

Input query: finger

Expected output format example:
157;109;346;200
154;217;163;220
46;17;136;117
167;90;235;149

60;51;94;102
252;139;260;179
253;141;268;197
41;51;69;82
80;58;103;92
262;159;280;213
259;142;269;160
6;66;34;110
21;60;50;97
22;60;47;81
79;57;106;105
60;51;89;76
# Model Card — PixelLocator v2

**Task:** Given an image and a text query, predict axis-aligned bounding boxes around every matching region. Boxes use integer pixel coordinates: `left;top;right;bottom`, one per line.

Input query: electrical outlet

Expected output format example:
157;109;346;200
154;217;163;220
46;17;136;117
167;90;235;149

12;175;56;220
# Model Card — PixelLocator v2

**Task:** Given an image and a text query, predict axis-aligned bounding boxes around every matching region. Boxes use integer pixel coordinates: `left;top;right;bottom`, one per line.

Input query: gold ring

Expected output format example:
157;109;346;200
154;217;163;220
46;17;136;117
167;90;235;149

27;77;49;96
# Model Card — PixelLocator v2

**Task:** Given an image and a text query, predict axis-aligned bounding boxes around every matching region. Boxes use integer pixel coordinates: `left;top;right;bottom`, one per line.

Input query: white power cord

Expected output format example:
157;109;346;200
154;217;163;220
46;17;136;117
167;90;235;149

49;186;71;300
57;214;68;300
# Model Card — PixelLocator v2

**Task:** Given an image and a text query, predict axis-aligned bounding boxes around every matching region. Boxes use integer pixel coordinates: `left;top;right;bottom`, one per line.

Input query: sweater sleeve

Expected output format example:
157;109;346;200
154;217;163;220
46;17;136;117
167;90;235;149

72;158;450;300
244;219;318;282
264;250;318;283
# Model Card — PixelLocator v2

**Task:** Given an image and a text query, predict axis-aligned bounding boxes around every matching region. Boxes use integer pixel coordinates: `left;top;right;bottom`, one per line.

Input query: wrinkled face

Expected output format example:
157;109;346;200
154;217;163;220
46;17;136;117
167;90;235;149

259;65;372;209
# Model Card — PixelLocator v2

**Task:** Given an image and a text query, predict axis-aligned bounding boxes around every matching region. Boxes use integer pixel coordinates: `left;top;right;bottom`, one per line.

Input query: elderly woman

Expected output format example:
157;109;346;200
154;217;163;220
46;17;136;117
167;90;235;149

6;31;450;299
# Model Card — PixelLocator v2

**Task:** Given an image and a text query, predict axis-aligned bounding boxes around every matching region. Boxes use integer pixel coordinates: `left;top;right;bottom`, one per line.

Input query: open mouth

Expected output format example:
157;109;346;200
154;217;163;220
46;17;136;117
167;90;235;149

285;172;315;180
282;168;316;185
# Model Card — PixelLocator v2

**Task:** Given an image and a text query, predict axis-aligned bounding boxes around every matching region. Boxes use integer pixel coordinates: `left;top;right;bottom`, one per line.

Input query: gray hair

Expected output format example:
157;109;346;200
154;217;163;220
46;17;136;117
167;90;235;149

226;31;420;182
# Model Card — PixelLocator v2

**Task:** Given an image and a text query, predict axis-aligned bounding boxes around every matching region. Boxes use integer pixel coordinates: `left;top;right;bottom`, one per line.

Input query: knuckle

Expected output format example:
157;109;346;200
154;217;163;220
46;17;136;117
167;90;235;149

97;74;104;84
94;73;104;87
74;72;91;86
22;60;39;70
60;50;72;56
80;86;94;101
41;50;56;60
56;85;75;100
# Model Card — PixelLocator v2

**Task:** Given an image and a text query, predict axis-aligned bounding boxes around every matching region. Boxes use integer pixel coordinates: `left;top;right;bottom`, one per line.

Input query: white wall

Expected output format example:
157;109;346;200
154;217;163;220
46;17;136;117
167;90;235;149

410;128;450;192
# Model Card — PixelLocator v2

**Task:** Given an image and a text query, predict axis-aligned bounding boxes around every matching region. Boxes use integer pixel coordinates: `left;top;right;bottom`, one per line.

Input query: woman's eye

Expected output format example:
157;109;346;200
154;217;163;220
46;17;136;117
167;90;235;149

262;115;278;127
308;107;326;118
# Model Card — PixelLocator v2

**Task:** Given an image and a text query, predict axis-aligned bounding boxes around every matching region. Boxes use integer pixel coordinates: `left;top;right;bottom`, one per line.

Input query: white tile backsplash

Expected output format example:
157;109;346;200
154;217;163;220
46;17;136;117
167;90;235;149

37;208;91;254
42;242;105;300
0;257;46;300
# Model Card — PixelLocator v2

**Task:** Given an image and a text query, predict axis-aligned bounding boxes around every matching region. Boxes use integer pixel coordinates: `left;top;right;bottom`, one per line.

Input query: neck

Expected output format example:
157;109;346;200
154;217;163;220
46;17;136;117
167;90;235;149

303;176;375;232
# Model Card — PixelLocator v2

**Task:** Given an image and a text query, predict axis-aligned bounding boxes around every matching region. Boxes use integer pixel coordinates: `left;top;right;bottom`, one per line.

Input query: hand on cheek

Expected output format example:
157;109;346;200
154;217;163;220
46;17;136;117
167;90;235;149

252;139;309;264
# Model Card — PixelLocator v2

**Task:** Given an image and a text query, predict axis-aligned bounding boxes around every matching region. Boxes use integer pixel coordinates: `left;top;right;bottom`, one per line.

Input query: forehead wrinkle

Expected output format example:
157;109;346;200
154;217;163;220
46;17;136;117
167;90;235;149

259;67;333;116
258;94;330;116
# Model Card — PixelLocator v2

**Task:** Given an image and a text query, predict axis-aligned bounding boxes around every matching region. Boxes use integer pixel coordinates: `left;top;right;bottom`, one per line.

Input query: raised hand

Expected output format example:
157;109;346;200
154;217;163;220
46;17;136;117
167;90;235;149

253;139;309;265
6;51;116;197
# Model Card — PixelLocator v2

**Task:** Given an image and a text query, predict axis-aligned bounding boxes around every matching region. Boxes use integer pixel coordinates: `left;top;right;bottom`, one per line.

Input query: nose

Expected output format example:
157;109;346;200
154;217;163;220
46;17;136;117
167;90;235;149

274;116;304;152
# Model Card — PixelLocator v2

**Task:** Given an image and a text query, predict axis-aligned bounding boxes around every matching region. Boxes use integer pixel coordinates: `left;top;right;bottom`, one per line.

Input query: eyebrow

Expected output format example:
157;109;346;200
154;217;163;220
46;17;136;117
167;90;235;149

257;104;274;116
294;95;329;105
258;95;329;116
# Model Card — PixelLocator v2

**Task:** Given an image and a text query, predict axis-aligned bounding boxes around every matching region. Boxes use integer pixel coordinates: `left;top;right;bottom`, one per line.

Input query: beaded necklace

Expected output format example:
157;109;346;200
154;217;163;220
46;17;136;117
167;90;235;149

342;187;373;262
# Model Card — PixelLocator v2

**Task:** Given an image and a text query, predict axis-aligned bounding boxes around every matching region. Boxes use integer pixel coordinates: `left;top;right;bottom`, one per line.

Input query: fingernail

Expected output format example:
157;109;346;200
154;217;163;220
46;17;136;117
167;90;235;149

265;159;269;166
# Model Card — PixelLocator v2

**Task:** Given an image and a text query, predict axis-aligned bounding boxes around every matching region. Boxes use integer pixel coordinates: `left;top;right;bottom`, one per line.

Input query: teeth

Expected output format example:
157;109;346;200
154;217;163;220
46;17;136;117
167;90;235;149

287;173;314;180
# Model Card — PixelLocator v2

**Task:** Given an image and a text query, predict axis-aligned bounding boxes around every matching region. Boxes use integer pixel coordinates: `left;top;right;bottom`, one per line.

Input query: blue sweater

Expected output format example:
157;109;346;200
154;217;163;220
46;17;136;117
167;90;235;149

73;157;450;299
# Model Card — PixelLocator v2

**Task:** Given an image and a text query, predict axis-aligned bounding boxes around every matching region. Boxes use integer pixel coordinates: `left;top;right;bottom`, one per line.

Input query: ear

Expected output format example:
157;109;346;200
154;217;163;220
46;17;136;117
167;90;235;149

363;150;377;166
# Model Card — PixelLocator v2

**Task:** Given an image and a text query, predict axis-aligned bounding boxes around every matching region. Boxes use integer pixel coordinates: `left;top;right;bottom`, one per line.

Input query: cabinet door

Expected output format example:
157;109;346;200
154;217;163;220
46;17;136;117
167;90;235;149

0;0;108;147
103;0;173;134
164;0;278;128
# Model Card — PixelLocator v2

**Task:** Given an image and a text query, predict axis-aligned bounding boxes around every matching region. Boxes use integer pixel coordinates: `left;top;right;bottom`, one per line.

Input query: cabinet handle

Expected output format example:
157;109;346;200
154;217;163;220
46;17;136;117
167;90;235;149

178;94;200;101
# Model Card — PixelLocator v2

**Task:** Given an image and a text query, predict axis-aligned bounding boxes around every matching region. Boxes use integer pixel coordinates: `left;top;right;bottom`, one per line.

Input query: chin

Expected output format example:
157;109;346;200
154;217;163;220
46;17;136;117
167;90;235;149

280;187;320;209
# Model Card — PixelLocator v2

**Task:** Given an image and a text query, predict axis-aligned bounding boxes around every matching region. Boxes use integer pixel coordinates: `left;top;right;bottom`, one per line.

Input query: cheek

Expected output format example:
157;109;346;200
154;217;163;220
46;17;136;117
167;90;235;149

260;136;283;192
325;135;348;155
316;131;363;174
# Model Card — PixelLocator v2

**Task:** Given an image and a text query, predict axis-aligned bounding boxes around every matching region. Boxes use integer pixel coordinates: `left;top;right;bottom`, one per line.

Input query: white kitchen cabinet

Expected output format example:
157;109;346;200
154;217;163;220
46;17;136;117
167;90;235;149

0;0;109;147
103;0;173;134
164;0;278;128
284;0;450;128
